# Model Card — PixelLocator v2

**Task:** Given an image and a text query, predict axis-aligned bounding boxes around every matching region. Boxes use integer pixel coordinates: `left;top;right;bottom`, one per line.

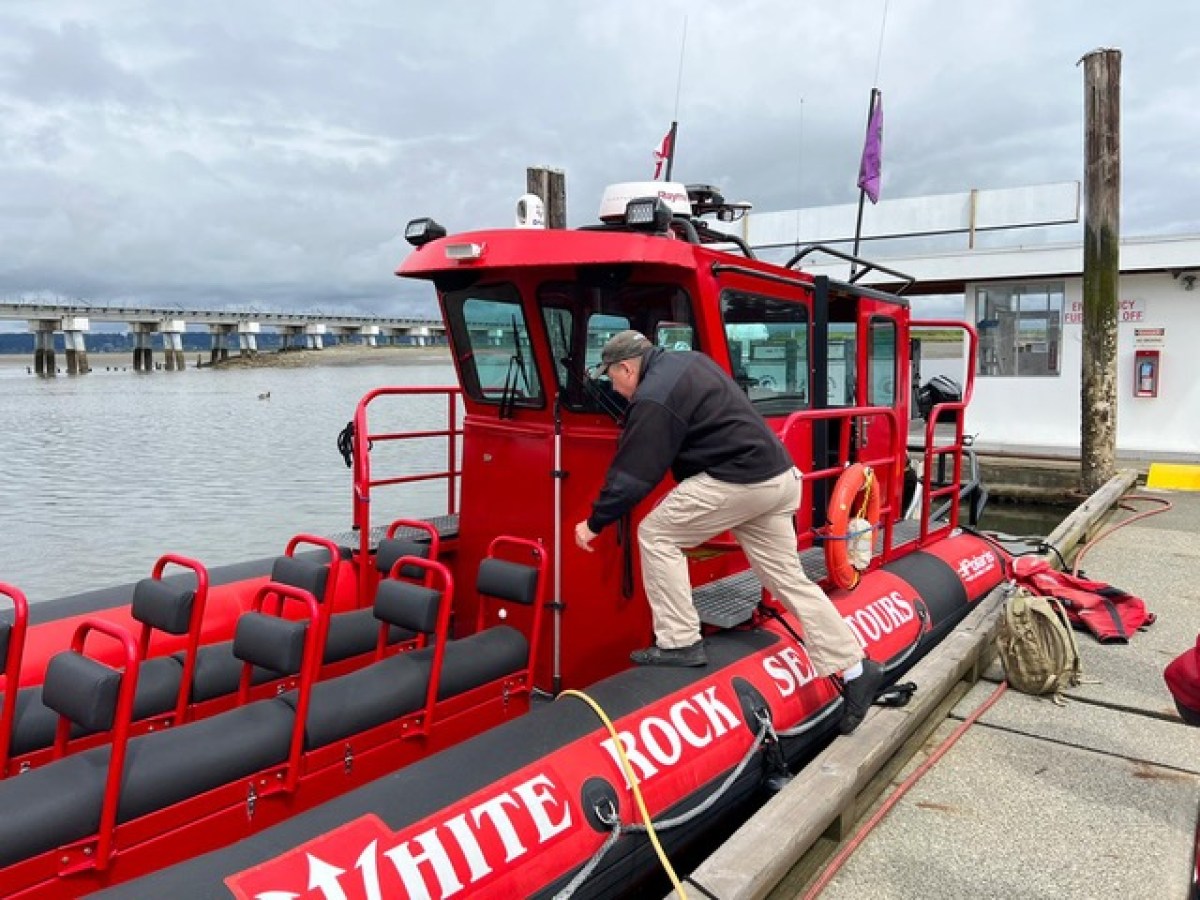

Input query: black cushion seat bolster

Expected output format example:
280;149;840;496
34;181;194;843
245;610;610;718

6;656;185;756
0;699;294;870
477;559;539;606
323;608;414;664
408;626;529;701
279;653;428;750
375;537;430;579
181;642;282;704
131;578;195;636
270;556;328;602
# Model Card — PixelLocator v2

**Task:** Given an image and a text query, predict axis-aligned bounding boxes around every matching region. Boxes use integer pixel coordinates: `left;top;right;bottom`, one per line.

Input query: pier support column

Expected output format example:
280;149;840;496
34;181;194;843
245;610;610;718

209;325;233;363
359;324;379;348
237;321;260;357
305;323;326;350
130;323;156;371
60;317;91;375
30;321;57;376
159;320;186;371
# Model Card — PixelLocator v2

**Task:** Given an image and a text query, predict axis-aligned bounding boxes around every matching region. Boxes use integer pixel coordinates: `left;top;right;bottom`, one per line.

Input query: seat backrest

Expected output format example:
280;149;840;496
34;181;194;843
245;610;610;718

271;556;329;604
43;652;122;735
477;559;540;608
374;580;445;638
376;538;431;581
131;578;196;638
233;614;310;677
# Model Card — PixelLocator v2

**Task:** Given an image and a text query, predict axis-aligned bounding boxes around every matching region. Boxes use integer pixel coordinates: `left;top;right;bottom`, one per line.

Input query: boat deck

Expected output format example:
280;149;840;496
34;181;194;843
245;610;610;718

694;519;927;628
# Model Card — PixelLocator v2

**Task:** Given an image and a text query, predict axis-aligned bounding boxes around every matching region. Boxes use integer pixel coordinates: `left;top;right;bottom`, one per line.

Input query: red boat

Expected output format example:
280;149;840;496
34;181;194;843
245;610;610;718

0;181;1006;898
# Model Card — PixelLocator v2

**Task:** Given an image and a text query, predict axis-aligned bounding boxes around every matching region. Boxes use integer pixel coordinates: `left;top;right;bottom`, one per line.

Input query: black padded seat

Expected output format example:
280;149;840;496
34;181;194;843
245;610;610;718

322;608;414;664
181;642;284;704
409;626;529;700
0;699;294;870
279;653;427;750
375;537;431;580
5;655;184;756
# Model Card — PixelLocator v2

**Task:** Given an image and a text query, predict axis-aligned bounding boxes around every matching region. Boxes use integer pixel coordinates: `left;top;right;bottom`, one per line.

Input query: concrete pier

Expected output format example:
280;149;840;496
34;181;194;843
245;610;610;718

31;323;56;376
61;316;90;374
237;321;259;357
160;320;185;371
131;327;155;372
209;325;232;364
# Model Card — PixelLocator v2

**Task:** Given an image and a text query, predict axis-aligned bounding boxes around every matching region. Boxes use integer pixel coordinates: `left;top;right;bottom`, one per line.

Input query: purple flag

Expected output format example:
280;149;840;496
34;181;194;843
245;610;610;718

857;95;883;204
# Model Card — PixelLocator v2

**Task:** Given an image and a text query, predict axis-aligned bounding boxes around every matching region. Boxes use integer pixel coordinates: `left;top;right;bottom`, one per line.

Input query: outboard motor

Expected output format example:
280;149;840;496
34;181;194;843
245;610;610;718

917;375;962;421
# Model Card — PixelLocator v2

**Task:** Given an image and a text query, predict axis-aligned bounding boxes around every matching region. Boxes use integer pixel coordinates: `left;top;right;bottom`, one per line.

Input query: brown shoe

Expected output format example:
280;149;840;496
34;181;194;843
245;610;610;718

630;641;707;668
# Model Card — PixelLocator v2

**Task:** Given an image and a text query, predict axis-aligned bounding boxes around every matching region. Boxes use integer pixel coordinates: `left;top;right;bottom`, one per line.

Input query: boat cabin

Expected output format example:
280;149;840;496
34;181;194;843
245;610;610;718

389;181;976;693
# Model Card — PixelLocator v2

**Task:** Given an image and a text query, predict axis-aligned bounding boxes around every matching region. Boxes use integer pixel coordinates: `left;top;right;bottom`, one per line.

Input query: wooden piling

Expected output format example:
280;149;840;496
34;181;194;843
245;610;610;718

1079;48;1121;495
526;166;567;229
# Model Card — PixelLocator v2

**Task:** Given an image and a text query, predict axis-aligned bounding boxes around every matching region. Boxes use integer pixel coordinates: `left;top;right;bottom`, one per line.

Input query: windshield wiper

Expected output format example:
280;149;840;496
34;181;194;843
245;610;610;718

498;314;531;420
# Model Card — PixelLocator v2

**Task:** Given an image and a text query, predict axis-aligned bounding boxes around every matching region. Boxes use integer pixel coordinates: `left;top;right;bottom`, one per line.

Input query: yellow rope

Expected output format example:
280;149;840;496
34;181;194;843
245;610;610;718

557;689;687;900
854;466;875;520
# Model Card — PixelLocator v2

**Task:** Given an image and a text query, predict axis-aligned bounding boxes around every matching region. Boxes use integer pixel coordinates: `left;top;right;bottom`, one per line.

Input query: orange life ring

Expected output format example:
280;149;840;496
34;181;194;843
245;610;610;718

825;463;881;590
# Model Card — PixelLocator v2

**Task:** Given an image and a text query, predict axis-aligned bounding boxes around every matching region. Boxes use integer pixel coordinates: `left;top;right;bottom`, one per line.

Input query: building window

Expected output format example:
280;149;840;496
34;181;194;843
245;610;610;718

976;283;1063;377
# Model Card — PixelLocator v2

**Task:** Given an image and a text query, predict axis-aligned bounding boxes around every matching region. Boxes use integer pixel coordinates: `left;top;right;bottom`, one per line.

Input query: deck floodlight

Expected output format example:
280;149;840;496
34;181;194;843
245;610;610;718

404;218;447;247
624;197;673;233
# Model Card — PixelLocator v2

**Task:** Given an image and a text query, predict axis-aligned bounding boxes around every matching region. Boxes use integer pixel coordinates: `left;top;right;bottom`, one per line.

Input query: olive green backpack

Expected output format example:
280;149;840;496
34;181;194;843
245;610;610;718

996;586;1083;704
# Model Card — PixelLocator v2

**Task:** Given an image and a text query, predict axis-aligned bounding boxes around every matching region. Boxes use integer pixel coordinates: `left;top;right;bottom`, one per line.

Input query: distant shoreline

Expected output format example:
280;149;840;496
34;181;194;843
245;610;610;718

0;344;452;371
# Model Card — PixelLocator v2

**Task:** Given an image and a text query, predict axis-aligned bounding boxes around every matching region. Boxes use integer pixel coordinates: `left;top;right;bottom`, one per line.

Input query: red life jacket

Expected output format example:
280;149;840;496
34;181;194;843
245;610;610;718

1012;557;1156;644
1164;634;1200;726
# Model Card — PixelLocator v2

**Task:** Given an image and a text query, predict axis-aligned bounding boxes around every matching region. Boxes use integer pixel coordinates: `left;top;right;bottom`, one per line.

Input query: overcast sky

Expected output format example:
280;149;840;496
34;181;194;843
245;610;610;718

1;0;1197;319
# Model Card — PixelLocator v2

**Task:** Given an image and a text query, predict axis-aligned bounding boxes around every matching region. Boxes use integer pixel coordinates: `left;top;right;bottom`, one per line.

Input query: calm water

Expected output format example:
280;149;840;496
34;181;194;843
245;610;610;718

0;354;457;603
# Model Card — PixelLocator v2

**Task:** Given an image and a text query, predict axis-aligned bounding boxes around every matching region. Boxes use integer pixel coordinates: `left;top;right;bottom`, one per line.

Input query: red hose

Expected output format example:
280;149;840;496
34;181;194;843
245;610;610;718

801;681;1009;900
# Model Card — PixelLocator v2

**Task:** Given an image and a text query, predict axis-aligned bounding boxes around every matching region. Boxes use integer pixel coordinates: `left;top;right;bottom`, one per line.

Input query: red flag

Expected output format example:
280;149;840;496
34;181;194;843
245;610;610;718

653;127;674;180
857;94;883;204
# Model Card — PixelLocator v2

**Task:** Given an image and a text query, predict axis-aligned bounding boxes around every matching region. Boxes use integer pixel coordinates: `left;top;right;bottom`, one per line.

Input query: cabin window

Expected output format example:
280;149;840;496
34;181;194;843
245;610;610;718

538;281;696;413
976;283;1063;377
719;290;810;416
443;288;544;408
868;317;897;406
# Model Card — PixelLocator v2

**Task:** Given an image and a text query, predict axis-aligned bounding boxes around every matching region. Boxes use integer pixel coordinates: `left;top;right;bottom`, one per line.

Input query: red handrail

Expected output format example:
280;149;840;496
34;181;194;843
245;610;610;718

351;386;463;570
0;584;28;777
915;321;978;542
241;582;322;794
779;405;903;563
55;619;140;873
143;554;209;726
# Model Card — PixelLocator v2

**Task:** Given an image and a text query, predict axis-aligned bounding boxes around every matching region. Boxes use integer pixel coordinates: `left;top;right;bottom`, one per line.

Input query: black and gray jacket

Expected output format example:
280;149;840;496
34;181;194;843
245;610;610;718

586;347;793;533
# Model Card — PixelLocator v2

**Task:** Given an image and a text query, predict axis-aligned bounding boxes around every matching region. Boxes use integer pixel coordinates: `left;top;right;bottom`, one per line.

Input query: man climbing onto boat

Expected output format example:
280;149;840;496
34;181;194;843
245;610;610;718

574;330;883;734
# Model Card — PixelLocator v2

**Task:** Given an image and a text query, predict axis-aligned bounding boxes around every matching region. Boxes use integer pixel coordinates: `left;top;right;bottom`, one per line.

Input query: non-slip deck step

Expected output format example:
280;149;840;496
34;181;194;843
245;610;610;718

693;519;927;628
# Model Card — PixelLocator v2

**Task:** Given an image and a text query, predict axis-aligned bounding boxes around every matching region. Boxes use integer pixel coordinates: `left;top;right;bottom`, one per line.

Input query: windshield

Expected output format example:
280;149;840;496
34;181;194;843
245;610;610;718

443;285;543;410
720;289;810;417
539;278;696;413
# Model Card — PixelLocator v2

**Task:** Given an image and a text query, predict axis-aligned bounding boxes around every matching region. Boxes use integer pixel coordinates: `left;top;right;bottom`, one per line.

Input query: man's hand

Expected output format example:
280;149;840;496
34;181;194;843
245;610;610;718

574;520;598;552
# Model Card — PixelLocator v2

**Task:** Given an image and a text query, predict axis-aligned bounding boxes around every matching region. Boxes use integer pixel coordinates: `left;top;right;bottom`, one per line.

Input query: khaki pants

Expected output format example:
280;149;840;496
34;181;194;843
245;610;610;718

638;467;864;675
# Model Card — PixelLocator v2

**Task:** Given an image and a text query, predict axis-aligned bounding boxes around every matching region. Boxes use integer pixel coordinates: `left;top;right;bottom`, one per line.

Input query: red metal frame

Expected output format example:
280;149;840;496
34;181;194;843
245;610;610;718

351;386;463;571
138;554;209;726
389;557;454;735
0;583;28;777
239;582;322;794
478;535;548;693
52;619;140;873
914;321;978;541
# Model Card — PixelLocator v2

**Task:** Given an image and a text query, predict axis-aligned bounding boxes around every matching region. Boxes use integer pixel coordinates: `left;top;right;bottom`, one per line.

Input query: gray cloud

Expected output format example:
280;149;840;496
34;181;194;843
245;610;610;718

0;0;1196;319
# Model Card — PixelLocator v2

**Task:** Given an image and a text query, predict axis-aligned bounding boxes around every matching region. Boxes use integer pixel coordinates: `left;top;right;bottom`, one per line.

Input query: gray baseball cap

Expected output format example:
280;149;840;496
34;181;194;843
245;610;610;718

596;330;651;375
